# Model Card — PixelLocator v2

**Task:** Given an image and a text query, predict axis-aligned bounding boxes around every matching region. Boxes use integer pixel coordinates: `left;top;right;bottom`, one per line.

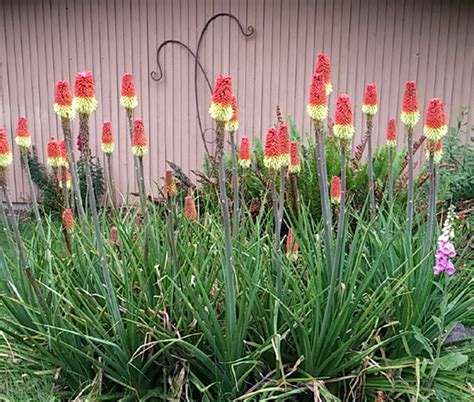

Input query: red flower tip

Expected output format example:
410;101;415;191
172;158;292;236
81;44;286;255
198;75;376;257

386;118;397;142
185;195;197;221
315;53;331;87
290;141;300;166
334;94;353;125
0;128;10;154
132;118;147;147
164;168;177;196
402;81;419;113
47;137;61;159
62;208;75;230
264;127;280;158
425;98;447;129
278;123;290;156
16;117;29;137
331;176;341;200
121;73;137;97
211;75;233;105
74;71;95;98
55;80;73;106
102;121;113;144
363;82;377;106
309;72;327;106
239;136;251;161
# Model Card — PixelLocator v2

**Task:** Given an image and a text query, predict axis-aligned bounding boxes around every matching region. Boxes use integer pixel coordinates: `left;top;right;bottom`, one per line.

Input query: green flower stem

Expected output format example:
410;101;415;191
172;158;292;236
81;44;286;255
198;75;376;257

290;173;301;220
79;113;123;335
229;132;240;239
166;195;179;277
1;180;48;313
106;154;117;209
335;144;347;275
216;121;236;357
406;126;414;272
20;149;45;240
388;146;394;204
136;155;150;265
313;119;333;277
126;112;141;191
366;115;375;215
424;147;437;255
61;119;86;224
272;169;286;298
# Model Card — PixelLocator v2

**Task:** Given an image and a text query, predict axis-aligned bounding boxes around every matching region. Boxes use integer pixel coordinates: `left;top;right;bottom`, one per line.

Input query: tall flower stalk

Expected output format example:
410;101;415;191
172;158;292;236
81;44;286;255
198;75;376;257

307;64;332;276
288;141;301;219
54;80;86;224
209;75;236;347
386;118;397;204
362;83;378;215
423;99;448;254
238;136;251;202
15;118;45;239
0;128;47;311
74;71;122;332
164;168;179;276
400;81;420;242
225;95;240;239
101;121;117;209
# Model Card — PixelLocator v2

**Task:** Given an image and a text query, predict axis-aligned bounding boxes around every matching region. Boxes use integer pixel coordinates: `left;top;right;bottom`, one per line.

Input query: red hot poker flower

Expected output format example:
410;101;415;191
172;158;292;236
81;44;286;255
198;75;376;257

423;98;448;142
286;229;299;261
225;95;239;132
400;81;419;128
62;208;75;231
54;80;75;121
386;118;397;148
333;94;354;142
184;195;197;221
58;140;68;167
101;121;114;155
330;175;341;204
0;128;13;168
289;141;301;174
73;71;97;115
15;117;31;148
362;82;378;115
209;75;234;122
47;137;62;168
307;72;328;121
132;118;148;156
278;123;291;167
120;73;138;109
263;127;280;170
238;136;251;168
164;168;177;197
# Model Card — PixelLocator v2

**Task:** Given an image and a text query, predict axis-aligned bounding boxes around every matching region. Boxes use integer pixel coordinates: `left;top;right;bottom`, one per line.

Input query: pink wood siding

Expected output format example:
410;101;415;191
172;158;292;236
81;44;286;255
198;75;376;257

0;0;473;201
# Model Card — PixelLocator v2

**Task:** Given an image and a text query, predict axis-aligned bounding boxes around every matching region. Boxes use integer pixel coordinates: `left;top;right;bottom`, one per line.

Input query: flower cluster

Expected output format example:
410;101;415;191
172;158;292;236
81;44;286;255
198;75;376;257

433;208;457;276
62;208;75;231
386;118;397;148
423;98;448;143
54;80;75;121
132;119;148;156
330;176;341;204
362;82;378;116
164;168;177;197
278;123;290;168
184;195;197;221
209;75;233;122
0;128;13;169
73;71;97;116
333;94;354;143
120;73;138;110
238;136;251;168
400;81;419;128
47;137;62;168
289;141;301;174
225;95;239;132
307;72;328;121
15;117;32;149
315;53;332;95
101;121;114;155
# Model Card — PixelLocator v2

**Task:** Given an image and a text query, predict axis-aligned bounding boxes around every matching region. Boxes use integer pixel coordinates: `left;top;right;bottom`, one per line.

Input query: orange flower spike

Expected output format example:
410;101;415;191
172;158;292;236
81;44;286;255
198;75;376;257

132;118;148;156
184;195;197;221
400;81;420;128
362;82;378;116
47;137;62;168
307;72;328;121
225;95;239;132
0;128;13;169
101;121;114;155
164;168;177;197
263;127;280;170
330;175;341;205
386;118;397;148
333;94;355;142
62;208;75;231
120;73;138;110
423;98;448;143
289;141;301;174
238;136;251;168
278;123;291;168
209;75;234;122
73;71;97;116
286;229;299;261
110;226;120;248
58;140;69;167
15;117;32;149
315;53;332;95
54;80;75;121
